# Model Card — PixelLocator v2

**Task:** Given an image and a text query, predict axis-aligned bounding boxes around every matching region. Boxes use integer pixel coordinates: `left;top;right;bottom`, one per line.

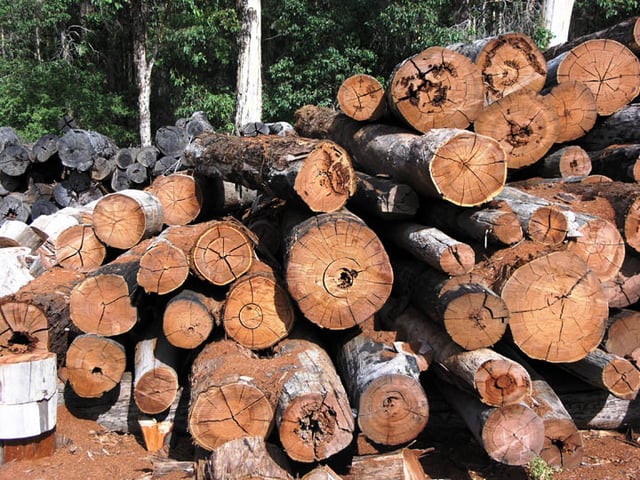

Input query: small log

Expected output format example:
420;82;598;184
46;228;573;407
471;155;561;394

155;125;188;157
69;241;149;336
183;133;357;214
537;145;592;178
185;111;215;138
188;340;276;451
92;189;164;249
473;88;560;170
114;147;139;169
448;32;547;105
435;378;544;466
337;333;429;446
605;309;640;362
138;418;173;452
393;306;530;407
386;46;484;132
110;167;130;191
0;192;30;223
294;105;507;207
0;301;49;356
126;162;149;185
65;334;126;398
56;128;118;172
136;145;159;168
347;171;419;220
134;337;180;414
284;211;393;330
91;155;116;182
384;221;475;275
558;348;640;400
274;338;354;462
588;143;640;183
205;436;293;480
147;172;205;226
603;253;640;308
0;143;31;176
0;126;19;150
345;449;427;480
223;270;295;350
191;218;257;286
337;73;386;122
163;289;221;349
499;250;608;363
420;199;523;247
151;155;179;177
54;224;106;273
543;80;598;144
0;352;57;440
0;220;44;250
0;172;26;195
546;39;640;116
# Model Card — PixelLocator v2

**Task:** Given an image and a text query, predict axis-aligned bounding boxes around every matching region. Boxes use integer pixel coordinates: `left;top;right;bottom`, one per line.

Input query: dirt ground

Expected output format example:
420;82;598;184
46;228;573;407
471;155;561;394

1;404;640;480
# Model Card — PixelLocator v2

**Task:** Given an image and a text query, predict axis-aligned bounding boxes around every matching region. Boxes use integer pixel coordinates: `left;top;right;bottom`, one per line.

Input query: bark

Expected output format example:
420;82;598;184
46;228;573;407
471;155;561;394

284;211;393;330
499;250;608;363
448;32;547;105
337;74;386;122
294;105;507;207
235;0;262;134
337;333;429;446
393;307;530;407
587;143;640;183
65;334;126;399
546;40;640;116
347;171;419;220
386;46;484;132
184;132;357;213
473;88;559;170
92;189;163;250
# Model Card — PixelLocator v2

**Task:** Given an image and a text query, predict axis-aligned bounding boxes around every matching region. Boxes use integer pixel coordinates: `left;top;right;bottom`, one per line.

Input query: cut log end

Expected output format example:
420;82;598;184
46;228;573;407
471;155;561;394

148;173;203;226
163;291;216;350
357;374;429;446
293;141;357;213
539;419;584;470
337;74;386;122
544;81;598;143
0;302;48;355
55;225;106;273
527;205;569;245
474;359;531;407
134;367;180;414
427;130;507;207
602;356;640;400
137;239;189;295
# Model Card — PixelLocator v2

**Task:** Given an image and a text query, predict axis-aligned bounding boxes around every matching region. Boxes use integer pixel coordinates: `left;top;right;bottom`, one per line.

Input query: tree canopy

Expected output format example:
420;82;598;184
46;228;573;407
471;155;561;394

0;0;636;145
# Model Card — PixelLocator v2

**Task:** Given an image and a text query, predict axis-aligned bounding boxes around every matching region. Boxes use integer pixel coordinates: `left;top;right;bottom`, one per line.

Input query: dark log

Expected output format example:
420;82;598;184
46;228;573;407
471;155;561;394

0;193;31;224
294;105;507;207
56;129;118;172
151;155;180;177
0;143;31;177
136;145;159;168
185;111;215;138
588;143;640;182
0;126;20;151
125;162;149;185
114;147;139;169
110;167;131;191
347;171;419;220
31;134;58;164
155;125;188;157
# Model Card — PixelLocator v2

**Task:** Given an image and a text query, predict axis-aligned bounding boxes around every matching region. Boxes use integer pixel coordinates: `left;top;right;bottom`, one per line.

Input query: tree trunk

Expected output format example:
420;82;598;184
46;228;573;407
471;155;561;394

393;306;530;407
0;352;57;440
536;145;592;178
447;32;547;105
131;0;154;147
184;133;357;214
499;250;609;363
435;379;544;466
234;0;262;134
163;289;221;349
542;0;576;47
65;334;127;398
473;88;559;170
133;337;180;414
274;338;354;463
205;436;292;480
337;74;386;122
223;270;295;350
188;339;276;451
383;221;475;275
543;80;597;143
546;40;640;116
337;333;429;446
386;46;484;132
284;211;393;330
558;348;640;400
92;189;164;250
348;171;419;220
69;240;150;336
294;105;507;207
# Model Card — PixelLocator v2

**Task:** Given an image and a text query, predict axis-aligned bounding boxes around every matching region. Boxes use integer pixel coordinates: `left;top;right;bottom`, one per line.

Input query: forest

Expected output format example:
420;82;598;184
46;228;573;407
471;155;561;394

0;0;637;147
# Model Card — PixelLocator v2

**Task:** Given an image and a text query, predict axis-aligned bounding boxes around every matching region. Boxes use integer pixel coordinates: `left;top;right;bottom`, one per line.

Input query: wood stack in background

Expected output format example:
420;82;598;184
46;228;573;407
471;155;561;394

0;16;639;479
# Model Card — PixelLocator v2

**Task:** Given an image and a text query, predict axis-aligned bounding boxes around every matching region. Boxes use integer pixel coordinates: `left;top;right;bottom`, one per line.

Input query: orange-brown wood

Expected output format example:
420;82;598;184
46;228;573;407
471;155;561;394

543;81;597;143
55;224;106;273
0;302;48;356
605;309;640;361
133;337;180;414
163;289;220;349
147;172;204;226
538;145;592;178
337;74;386;122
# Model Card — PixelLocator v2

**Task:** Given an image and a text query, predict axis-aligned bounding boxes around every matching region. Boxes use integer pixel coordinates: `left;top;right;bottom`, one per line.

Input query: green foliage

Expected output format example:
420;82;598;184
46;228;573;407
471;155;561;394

526;456;555;480
573;0;639;36
175;83;236;133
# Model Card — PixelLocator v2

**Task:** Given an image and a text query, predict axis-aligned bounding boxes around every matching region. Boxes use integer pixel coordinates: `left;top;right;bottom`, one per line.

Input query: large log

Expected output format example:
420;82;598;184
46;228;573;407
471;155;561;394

473;88;560;170
0;143;31;177
546;39;640;116
92;189;164;250
146;172;207;226
274;338;354;462
448;32;547;105
393;306;530;407
385;46;484;132
434;378;544;466
498;250;608;363
183;133;357;213
284;211;393;330
337;333;429;446
56;129;118;172
54;224;106;273
294;105;507;207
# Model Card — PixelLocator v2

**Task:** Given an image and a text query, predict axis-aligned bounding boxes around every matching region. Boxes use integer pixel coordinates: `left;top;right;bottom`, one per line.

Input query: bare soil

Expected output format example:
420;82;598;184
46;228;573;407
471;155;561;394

1;404;640;479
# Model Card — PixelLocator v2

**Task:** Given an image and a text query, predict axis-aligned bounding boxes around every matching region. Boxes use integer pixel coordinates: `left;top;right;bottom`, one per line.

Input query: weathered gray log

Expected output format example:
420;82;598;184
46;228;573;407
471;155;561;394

56;129;118;172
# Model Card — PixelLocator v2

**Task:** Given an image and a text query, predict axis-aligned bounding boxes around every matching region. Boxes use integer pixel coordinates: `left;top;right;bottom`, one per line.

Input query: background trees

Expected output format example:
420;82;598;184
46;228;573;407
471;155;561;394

0;0;636;146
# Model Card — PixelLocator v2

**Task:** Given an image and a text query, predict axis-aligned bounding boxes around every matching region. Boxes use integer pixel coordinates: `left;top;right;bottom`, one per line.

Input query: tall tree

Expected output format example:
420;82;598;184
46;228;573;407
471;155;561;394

543;0;575;46
234;0;261;132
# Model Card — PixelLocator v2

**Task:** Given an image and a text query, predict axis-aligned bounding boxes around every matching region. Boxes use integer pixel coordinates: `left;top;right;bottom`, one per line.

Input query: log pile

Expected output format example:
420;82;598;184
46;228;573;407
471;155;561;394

1;16;640;478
